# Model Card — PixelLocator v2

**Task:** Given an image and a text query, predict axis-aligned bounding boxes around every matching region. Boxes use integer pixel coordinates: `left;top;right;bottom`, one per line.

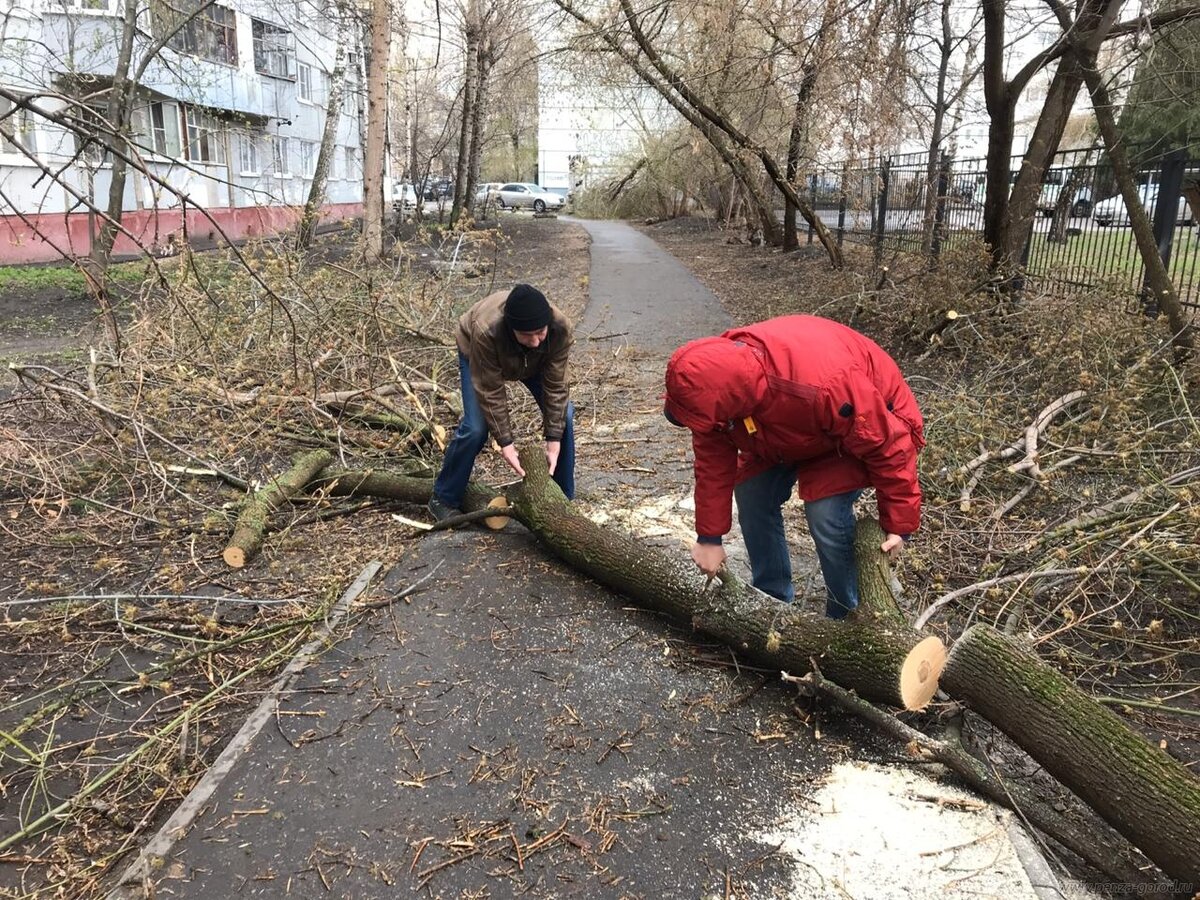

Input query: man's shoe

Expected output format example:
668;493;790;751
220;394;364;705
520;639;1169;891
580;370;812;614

427;497;460;523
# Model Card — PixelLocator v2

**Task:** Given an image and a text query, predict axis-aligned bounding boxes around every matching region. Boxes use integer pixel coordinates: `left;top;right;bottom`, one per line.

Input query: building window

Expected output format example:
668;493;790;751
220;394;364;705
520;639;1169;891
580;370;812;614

0;95;38;156
270;135;290;176
297;63;313;102
238;132;260;173
59;0;113;10
298;140;316;177
153;0;238;66
184;106;225;164
72;103;109;165
252;19;294;79
344;145;356;179
150;100;181;157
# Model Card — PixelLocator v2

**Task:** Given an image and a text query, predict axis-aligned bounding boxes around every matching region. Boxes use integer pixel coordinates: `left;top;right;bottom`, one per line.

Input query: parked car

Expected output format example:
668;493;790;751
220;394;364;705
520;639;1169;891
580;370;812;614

1037;183;1093;217
1093;184;1194;227
473;182;501;205
420;176;454;202
494;182;565;212
391;182;419;210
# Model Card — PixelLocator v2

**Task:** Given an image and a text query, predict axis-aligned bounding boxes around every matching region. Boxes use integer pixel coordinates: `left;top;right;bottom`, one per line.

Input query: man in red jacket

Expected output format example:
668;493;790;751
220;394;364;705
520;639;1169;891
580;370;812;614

663;315;924;619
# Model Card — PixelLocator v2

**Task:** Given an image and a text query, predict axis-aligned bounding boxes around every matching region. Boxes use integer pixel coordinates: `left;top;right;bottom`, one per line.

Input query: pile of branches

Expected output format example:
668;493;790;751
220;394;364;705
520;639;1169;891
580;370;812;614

0;229;507;896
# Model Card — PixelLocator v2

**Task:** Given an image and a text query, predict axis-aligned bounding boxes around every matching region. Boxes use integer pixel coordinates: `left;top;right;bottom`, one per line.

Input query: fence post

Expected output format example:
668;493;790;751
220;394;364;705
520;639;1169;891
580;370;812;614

931;151;951;261
836;178;847;249
807;174;818;244
1141;148;1187;315
874;158;890;268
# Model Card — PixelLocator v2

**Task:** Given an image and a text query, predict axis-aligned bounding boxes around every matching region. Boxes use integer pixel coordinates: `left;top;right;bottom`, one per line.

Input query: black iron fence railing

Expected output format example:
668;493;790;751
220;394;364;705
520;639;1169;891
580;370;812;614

781;146;1200;311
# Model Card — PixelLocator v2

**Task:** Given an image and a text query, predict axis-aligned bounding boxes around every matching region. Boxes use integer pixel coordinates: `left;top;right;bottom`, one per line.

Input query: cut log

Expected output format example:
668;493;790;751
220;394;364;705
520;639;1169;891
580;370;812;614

223;450;334;568
941;624;1200;884
313;468;502;516
510;448;942;711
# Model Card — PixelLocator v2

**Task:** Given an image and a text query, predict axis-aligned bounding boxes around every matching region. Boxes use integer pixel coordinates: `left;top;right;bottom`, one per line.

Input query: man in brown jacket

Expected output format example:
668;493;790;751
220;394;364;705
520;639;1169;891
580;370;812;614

429;284;575;520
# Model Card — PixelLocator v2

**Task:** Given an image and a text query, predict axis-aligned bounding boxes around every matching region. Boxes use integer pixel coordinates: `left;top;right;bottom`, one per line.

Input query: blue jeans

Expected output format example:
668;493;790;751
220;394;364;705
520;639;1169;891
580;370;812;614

433;352;575;507
734;463;862;619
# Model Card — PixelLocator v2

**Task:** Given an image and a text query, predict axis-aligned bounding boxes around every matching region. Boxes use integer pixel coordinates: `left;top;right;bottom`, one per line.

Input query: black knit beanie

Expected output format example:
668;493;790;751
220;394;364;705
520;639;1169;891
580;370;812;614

504;284;551;332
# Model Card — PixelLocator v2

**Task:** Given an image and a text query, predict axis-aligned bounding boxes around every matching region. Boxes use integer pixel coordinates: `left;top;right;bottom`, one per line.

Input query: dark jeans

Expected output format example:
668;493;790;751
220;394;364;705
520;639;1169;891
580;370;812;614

433;352;575;507
734;463;862;619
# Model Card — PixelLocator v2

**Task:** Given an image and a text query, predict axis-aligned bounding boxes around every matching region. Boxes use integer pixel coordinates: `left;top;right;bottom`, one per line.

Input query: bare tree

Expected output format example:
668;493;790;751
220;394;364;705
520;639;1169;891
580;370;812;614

297;18;349;252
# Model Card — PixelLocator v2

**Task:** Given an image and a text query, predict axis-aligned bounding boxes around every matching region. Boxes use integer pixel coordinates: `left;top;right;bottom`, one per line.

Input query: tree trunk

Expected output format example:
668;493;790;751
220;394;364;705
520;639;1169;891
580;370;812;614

464;46;492;217
1073;41;1193;355
80;0;140;354
921;0;953;257
450;7;480;225
361;0;390;259
296;37;348;252
1046;163;1086;244
224;450;334;568
941;624;1200;884
509;449;942;711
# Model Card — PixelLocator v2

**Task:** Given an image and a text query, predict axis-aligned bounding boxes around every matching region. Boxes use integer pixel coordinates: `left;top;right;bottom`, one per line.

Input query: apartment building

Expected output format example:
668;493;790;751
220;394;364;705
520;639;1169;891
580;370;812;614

0;0;364;263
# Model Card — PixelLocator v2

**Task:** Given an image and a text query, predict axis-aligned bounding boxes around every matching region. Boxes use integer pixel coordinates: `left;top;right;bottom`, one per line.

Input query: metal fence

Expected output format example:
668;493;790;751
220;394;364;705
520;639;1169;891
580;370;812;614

788;146;1200;310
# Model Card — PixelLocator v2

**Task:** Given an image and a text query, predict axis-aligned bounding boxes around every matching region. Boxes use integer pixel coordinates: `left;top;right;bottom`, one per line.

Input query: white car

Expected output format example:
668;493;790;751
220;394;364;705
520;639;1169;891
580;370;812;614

495;182;565;212
391;182;419;210
1093;184;1193;227
1037;183;1093;218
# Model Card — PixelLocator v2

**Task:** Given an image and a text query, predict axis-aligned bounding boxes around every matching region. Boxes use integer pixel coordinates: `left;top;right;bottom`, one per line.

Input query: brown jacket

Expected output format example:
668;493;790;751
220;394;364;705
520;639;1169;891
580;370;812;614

455;290;573;446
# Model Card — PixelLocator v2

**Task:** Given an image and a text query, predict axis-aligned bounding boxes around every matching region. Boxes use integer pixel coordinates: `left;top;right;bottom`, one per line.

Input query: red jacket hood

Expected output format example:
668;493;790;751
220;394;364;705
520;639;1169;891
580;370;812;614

664;337;766;431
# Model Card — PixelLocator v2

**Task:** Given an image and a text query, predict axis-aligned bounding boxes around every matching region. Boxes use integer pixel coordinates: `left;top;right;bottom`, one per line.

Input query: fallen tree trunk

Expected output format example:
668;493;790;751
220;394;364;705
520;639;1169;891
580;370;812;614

941;624;1200;884
313;468;502;520
224;450;334;568
509;448;943;711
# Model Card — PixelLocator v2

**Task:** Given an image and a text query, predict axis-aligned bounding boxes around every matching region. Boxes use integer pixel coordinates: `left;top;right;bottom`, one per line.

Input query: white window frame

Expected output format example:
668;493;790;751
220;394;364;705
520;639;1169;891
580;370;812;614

298;140;317;178
271;135;291;177
58;0;115;13
183;106;225;164
238;131;260;175
252;19;295;80
343;145;356;180
297;62;314;103
157;0;239;66
73;103;109;166
0;95;38;158
149;100;181;158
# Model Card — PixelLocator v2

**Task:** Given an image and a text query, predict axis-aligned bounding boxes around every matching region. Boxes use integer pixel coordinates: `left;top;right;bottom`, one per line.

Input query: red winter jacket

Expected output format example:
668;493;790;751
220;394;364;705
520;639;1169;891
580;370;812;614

664;315;925;540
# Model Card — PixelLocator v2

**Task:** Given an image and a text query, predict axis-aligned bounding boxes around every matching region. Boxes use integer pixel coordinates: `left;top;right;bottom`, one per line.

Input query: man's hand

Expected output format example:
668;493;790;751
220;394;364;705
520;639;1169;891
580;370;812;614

691;541;727;577
545;440;561;476
501;444;526;478
880;533;906;558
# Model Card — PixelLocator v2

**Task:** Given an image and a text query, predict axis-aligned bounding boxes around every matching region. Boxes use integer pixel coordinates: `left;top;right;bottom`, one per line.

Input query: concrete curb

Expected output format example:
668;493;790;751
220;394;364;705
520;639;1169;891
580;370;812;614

107;561;383;899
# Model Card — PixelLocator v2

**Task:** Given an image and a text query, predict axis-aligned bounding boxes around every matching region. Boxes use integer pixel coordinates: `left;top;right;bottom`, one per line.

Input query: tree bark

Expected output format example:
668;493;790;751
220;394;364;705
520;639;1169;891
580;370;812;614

80;0;140;354
297;35;348;252
509;448;941;710
450;3;480;225
941;624;1200;884
224;450;334;568
361;0;390;258
464;44;493;217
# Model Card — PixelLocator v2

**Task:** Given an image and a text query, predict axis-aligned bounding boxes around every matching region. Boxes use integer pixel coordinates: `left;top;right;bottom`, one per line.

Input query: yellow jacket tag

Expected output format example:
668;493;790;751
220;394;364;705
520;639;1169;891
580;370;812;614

743;416;758;435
